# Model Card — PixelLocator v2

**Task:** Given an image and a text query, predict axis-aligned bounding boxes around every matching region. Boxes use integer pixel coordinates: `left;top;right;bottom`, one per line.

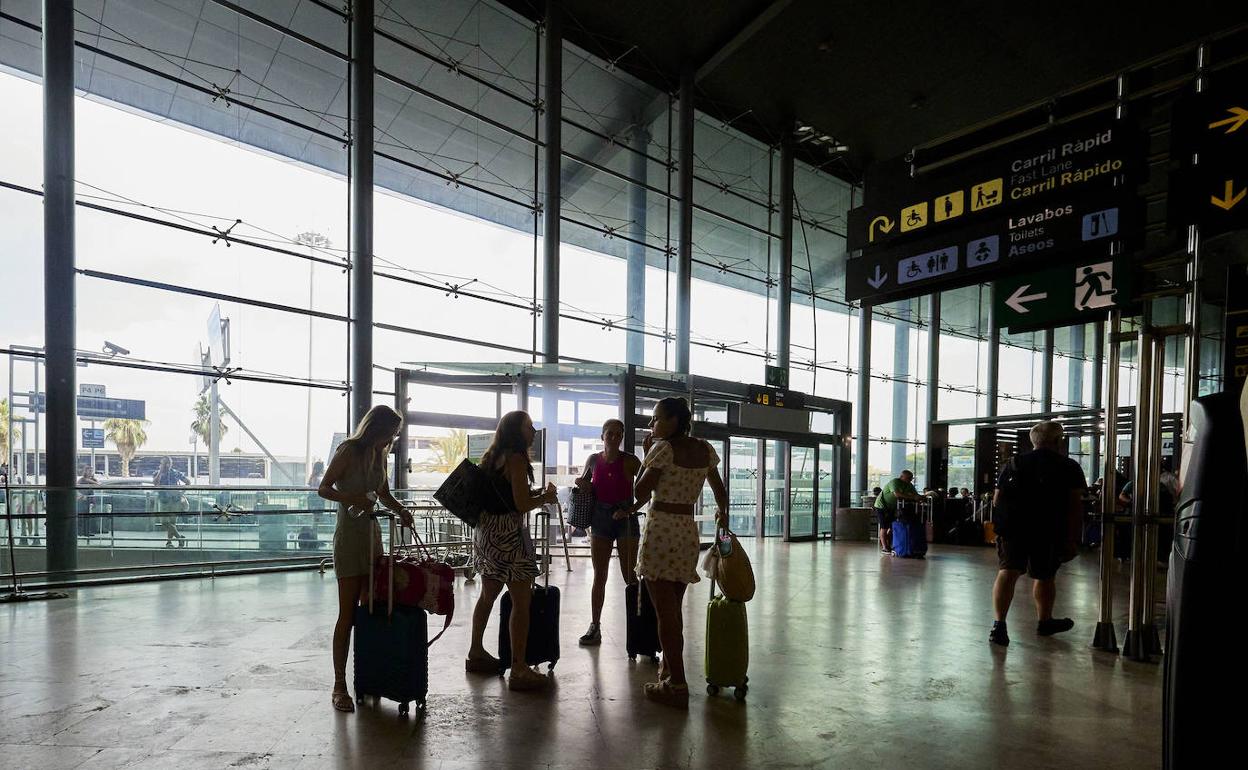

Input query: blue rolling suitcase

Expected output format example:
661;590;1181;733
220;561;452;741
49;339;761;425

892;501;927;559
353;513;428;716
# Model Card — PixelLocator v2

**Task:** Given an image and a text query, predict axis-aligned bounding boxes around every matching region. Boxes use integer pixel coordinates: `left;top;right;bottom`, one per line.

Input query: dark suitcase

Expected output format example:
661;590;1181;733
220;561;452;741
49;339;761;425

1164;392;1248;769
891;517;927;558
353;512;428;716
498;508;561;672
625;581;661;662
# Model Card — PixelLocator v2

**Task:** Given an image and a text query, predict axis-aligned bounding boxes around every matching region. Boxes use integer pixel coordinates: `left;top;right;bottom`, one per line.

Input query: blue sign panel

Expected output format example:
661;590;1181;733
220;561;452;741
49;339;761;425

35;394;146;421
82;428;106;449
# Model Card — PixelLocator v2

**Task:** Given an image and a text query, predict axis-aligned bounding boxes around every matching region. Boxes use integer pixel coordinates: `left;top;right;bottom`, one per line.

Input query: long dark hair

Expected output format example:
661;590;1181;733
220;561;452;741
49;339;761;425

482;410;534;482
655;396;692;436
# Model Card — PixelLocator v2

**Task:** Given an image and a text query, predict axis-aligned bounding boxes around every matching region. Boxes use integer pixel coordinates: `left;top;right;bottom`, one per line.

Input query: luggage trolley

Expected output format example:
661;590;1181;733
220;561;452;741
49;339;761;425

401;501;477;581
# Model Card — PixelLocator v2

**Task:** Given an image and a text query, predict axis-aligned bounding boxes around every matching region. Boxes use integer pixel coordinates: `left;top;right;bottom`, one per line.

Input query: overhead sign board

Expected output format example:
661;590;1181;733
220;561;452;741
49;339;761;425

848;116;1143;252
1224;264;1248;395
994;255;1133;334
35;394;146;421
846;190;1137;305
79;383;106;398
746;385;805;410
1169;74;1248;237
82;428;106;449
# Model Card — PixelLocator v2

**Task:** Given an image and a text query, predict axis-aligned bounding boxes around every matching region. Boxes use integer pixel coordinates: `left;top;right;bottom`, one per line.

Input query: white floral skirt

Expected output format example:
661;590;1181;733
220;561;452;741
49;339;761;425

636;510;701;584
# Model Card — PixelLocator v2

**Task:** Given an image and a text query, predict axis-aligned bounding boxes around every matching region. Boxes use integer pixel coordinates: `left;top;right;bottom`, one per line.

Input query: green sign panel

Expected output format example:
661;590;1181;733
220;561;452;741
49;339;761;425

994;255;1131;334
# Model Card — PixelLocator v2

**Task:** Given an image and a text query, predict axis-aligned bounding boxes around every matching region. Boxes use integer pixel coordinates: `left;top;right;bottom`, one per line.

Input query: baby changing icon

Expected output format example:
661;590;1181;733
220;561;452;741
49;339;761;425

1074;261;1117;311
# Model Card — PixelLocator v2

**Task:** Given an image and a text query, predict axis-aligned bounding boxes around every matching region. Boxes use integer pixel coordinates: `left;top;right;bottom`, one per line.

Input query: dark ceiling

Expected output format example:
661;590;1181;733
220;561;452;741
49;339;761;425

506;0;1248;174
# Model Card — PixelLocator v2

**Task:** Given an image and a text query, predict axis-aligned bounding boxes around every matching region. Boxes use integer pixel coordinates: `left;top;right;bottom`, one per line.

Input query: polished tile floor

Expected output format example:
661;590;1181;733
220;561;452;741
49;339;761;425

0;541;1162;769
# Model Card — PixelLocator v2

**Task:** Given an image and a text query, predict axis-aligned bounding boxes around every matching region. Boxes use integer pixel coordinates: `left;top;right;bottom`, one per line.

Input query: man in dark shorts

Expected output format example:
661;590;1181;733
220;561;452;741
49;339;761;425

989;421;1086;646
874;469;918;553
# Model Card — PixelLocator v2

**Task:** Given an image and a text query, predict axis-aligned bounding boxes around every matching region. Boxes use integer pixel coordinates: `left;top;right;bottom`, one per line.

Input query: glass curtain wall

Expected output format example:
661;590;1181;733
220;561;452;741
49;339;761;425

866;297;929;490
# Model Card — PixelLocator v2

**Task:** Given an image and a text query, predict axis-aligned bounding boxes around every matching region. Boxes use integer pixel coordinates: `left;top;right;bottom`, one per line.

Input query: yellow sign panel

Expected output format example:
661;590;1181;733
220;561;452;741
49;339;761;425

900;201;928;232
970;178;1003;211
869;215;895;242
933;190;964;222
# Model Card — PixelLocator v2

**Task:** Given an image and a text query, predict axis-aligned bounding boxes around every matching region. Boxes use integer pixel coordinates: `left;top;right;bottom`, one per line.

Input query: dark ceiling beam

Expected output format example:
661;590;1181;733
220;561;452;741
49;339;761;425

695;0;793;83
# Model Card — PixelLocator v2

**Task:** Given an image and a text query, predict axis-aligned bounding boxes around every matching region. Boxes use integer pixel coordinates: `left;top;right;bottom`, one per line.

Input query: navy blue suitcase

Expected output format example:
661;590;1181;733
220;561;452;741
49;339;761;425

353;513;429;716
499;583;561;671
891;518;927;558
498;508;561;672
353;603;428;715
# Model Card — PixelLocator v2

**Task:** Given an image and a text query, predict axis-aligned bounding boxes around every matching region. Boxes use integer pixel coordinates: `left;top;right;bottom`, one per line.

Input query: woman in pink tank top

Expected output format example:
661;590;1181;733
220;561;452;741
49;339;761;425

572;418;641;646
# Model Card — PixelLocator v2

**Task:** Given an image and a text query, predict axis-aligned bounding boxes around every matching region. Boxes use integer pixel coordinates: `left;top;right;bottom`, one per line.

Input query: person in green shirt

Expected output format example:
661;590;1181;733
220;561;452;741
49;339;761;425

874;469;919;553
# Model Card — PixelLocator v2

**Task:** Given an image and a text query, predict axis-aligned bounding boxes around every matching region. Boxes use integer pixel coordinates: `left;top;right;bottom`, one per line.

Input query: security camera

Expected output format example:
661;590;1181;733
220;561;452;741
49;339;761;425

103;341;130;357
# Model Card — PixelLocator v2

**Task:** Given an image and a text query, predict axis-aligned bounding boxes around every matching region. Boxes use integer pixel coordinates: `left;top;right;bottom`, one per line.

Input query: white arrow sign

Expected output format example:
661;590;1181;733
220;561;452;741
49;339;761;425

867;265;888;289
1005;284;1048;314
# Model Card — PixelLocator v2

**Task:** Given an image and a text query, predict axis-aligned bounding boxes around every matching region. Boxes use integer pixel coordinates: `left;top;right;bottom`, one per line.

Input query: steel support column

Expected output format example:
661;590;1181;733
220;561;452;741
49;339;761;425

625;128;649;366
925;293;941;487
674;68;695;375
1090;320;1105;478
854;306;872;501
986;286;1000;418
542;1;562;363
776;139;794;373
1040;328;1054;414
1124;314;1154;662
1092;313;1120;652
43;0;78;576
349;0;375;425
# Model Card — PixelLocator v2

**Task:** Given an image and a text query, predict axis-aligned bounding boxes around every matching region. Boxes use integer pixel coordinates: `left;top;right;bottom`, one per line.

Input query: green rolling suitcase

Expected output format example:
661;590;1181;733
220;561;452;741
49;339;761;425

704;578;749;701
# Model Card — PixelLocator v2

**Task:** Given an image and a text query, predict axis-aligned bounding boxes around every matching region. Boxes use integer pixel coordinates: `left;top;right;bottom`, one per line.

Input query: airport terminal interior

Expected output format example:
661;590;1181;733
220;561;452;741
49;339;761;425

2;1;1247;768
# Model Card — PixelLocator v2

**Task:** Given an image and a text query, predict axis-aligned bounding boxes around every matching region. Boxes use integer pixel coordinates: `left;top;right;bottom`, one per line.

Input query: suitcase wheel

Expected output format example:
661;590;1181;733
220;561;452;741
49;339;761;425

734;685;748;701
629;654;636;661
650;656;659;664
398;702;409;715
547;661;556;672
707;684;720;696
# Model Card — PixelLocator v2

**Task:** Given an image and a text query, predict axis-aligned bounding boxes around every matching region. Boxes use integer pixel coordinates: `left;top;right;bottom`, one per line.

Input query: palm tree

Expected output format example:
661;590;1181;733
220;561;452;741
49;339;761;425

432;429;468;472
0;398;19;469
190;394;228;447
103;418;148;477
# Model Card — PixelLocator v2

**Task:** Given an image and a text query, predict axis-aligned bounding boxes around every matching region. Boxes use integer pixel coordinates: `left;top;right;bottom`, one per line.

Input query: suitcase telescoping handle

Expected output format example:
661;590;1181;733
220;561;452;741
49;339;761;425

366;510;399;617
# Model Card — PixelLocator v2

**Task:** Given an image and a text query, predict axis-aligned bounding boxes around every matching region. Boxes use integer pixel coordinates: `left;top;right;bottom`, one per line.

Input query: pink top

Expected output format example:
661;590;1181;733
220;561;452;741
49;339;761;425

590;454;633;505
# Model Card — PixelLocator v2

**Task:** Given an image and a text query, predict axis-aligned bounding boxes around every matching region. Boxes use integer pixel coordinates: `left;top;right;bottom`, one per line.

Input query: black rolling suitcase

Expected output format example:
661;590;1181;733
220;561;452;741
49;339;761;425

623;517;661;662
353;512;428;716
1164;391;1248;769
499;507;561;672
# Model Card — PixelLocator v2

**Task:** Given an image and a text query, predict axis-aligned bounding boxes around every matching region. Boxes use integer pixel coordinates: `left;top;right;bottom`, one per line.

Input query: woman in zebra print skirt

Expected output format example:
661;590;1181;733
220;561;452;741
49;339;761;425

465;410;558;692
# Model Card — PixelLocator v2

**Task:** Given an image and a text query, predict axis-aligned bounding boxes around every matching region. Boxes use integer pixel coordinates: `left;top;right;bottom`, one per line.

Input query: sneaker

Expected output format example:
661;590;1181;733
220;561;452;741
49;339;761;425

465;653;502;674
579;623;602;646
989;622;1010;647
1037;618;1075;636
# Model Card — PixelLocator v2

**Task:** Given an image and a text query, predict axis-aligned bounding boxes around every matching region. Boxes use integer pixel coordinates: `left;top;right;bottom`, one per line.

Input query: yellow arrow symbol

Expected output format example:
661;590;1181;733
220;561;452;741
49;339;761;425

1211;179;1247;211
1209;106;1248;134
869;215;894;242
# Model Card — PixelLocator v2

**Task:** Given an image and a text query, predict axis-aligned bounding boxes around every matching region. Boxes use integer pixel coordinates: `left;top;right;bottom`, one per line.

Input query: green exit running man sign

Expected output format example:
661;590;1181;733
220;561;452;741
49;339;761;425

994;255;1132;334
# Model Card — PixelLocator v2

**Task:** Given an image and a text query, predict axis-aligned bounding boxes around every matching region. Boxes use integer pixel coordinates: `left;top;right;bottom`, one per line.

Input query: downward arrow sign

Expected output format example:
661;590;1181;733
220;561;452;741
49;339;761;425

1211;179;1247;211
1006;284;1047;314
867;265;888;289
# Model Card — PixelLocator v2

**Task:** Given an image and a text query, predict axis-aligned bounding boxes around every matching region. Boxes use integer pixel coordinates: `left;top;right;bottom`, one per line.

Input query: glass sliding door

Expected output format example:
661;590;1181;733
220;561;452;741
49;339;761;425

788;444;816;540
763;439;786;537
727;437;759;536
818;444;836;536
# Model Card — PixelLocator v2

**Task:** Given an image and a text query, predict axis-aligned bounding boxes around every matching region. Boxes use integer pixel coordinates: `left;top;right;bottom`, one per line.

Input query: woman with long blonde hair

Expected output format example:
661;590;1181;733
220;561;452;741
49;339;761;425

317;404;414;712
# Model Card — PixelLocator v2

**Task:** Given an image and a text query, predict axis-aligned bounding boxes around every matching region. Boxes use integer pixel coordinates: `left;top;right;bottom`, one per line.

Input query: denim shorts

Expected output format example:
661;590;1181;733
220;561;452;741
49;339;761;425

591;501;640;541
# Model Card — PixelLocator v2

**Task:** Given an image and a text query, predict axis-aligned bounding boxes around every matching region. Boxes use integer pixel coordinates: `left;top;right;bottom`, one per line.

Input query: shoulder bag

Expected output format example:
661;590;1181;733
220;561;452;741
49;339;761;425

567;453;598;530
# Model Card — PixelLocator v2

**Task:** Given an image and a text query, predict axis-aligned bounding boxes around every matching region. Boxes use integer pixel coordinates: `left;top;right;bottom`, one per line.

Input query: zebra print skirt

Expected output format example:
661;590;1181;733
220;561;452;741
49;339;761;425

473;511;539;584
